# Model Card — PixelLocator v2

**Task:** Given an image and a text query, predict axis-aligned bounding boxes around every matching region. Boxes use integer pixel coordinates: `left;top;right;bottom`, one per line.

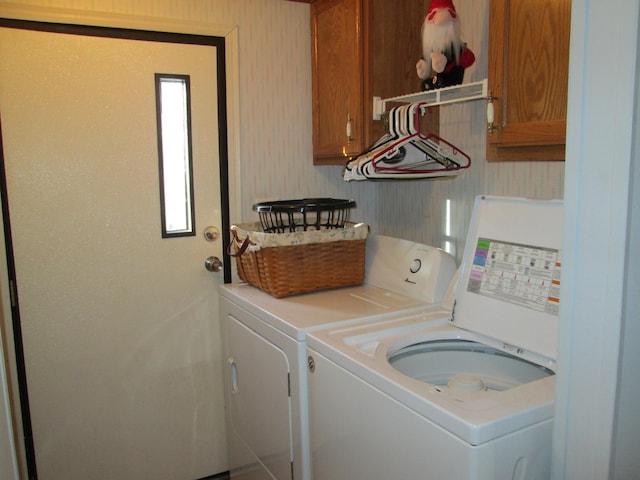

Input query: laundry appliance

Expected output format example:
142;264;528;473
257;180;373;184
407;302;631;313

220;234;457;480
306;196;562;480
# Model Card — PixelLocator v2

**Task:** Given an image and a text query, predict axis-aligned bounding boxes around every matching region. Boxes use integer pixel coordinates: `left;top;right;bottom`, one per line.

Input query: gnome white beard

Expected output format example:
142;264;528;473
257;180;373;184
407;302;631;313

421;19;462;71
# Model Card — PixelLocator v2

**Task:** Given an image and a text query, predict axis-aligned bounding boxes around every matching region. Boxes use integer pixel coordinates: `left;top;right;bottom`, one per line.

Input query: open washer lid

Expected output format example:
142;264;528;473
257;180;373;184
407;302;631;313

452;196;563;361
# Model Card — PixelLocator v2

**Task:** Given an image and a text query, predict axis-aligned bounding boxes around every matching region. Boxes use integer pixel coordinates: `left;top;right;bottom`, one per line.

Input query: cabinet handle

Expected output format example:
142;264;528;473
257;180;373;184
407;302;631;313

487;90;500;135
346;113;353;145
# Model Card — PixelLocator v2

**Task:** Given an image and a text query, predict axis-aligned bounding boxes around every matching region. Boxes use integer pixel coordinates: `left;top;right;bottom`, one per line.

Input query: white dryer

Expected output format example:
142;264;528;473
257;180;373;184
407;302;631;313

306;196;563;480
220;234;457;480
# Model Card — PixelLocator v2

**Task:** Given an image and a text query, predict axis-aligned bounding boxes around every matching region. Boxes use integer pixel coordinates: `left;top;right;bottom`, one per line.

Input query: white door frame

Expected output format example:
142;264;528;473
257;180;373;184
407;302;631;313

0;4;241;477
554;0;640;478
0;327;18;480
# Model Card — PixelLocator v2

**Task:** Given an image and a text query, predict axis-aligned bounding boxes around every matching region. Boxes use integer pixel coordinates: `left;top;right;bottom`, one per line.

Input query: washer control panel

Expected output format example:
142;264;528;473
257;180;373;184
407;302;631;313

365;235;457;304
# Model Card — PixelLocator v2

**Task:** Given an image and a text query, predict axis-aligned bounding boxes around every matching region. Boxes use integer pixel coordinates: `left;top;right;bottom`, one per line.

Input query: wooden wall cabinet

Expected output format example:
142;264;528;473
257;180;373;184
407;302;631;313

311;0;434;165
487;0;572;161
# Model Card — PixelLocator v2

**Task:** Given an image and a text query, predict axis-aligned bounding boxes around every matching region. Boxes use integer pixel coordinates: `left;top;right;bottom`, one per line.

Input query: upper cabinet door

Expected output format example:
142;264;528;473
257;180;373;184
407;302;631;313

487;0;571;161
311;0;364;164
311;0;430;165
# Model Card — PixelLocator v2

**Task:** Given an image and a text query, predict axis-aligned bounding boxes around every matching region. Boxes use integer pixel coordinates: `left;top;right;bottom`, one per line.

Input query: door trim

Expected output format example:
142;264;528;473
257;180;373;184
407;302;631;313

0;15;236;478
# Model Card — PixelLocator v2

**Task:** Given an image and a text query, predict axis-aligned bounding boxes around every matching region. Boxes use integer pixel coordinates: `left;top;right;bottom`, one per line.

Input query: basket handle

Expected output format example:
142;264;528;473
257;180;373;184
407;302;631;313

227;231;252;257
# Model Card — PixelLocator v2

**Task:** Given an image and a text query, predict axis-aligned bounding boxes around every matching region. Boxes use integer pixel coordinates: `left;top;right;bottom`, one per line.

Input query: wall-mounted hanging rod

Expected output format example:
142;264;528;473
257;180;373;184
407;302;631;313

372;78;488;120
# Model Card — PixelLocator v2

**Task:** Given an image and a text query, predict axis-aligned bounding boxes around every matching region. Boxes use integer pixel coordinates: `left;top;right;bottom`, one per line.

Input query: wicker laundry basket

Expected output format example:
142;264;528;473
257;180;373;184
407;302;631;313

228;222;368;298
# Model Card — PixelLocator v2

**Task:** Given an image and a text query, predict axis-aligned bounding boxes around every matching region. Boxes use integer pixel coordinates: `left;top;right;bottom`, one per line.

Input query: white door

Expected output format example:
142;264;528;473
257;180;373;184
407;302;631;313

0;26;228;479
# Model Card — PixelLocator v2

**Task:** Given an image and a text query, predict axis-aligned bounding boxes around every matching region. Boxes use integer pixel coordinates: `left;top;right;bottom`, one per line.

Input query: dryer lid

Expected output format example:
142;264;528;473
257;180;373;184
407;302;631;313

452;196;563;361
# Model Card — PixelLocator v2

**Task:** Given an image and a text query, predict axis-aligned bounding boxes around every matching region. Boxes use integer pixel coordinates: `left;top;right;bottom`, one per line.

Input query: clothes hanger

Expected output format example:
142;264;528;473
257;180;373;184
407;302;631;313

355;103;421;165
344;102;471;180
344;104;404;179
372;133;470;174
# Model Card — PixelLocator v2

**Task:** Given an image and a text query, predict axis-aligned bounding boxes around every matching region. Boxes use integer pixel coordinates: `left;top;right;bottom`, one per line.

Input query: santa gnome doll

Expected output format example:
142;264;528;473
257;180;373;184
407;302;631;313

416;0;475;90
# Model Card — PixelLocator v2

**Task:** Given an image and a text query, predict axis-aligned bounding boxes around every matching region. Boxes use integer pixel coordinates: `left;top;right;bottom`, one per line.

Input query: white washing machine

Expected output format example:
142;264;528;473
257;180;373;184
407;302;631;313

306;196;563;480
220;234;457;480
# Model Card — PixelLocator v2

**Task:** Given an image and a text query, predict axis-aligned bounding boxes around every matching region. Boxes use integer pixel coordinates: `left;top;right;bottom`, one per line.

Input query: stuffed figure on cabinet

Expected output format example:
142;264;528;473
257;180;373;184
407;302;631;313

416;0;475;91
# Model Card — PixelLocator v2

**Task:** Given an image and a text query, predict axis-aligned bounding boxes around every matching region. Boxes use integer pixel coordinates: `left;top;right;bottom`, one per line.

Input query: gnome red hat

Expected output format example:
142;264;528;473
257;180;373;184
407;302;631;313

426;0;457;22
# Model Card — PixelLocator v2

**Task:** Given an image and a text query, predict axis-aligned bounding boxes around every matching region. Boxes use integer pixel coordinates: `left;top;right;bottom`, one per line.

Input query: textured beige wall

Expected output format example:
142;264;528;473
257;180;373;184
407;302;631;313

0;0;563;259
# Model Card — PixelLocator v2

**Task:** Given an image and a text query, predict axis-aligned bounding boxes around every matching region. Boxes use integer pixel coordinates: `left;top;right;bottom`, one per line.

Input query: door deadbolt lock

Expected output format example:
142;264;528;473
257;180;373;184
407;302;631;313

203;226;219;242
